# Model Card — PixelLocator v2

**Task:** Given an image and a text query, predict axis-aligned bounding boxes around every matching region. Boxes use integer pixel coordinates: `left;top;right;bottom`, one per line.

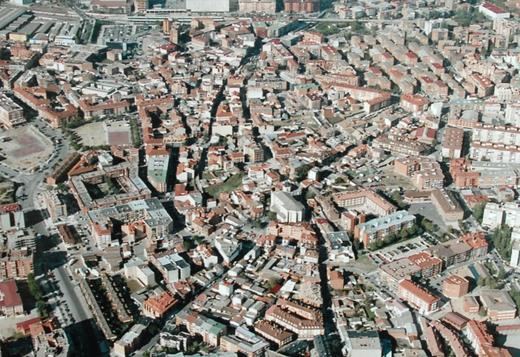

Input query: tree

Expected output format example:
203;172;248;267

57;183;68;193
406;224;418;237
267;211;278;221
497;267;506;280
295;164;312;182
492;225;513;260
472;202;486;224
351;21;366;34
421;218;434;233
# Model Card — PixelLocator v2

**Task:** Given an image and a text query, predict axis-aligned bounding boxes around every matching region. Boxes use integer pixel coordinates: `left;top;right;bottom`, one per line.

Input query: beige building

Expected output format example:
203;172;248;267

430;189;464;223
239;0;276;13
42;191;68;223
0;93;25;128
479;289;517;321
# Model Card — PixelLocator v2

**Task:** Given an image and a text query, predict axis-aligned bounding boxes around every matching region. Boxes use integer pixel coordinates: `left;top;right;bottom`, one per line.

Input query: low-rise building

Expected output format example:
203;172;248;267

0;280;23;316
479;289;517;321
114;324;147;357
143;291;177;319
343;330;382;357
220;326;269;357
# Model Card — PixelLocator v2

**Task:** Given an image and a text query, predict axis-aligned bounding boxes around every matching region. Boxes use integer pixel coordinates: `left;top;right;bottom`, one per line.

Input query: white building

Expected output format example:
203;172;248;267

147;153;170;193
0;204;25;231
482;202;520;229
124;258;156;287
472;125;520;146
479;2;510;20
344;330;382;357
270;191;305;223
215;237;241;264
155;253;190;283
482;202;504;229
185;0;236;12
470;142;520;164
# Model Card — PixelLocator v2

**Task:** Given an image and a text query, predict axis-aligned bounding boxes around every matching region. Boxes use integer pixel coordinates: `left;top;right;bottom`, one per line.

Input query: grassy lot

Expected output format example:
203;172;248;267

206;173;243;198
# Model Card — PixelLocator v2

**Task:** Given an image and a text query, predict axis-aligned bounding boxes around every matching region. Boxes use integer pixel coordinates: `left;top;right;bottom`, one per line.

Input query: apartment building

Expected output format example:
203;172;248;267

175;311;227;347
482;202;520;229
355;210;416;247
442;127;464;159
332;189;396;216
220;326;269;357
470;141;520;164
430;189;464;223
284;0;319;13
400;94;429;113
42;191;67;223
0;203;25;231
264;299;324;340
113;324;147;357
398;279;440;314
344;330;382;357
0;280;23;316
254;320;294;347
442;275;469;298
146;148;170;193
239;0;276;12
473;124;520;146
394;157;444;191
0;93;25;128
466;320;512;357
0;248;33;279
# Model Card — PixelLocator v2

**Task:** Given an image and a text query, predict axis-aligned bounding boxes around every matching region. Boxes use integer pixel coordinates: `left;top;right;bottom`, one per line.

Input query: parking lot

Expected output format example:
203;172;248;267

97;24;151;46
370;237;432;264
408;202;449;232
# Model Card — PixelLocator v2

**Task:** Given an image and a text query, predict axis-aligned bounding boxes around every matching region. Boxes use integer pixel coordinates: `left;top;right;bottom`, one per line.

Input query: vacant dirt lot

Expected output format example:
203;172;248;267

74;122;107;147
0;125;53;171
